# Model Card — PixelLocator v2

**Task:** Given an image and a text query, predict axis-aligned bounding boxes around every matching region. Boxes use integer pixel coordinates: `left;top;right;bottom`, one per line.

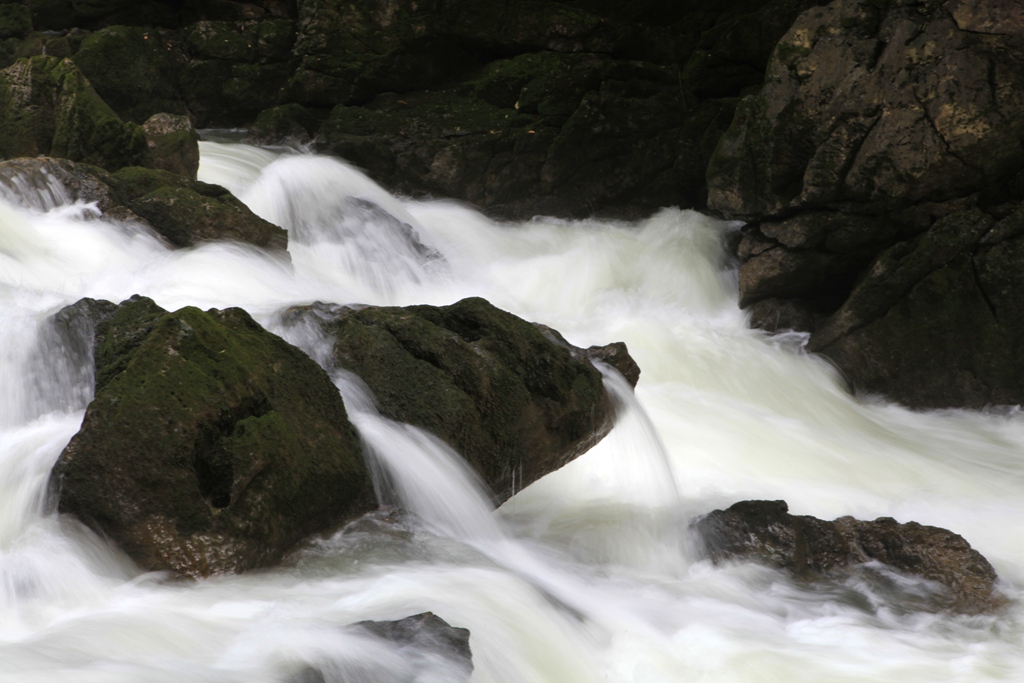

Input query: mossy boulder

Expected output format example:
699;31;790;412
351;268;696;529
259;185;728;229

0;55;146;170
51;295;375;576
110;166;288;249
0;158;286;250
317;53;703;219
693;500;1004;615
282;297;627;503
71;25;189;124
140;112;200;178
245;102;322;145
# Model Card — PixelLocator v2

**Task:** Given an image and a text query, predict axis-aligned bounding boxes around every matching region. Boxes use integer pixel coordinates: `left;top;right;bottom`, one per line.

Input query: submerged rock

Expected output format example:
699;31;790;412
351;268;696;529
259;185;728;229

282;297;628;504
693;500;1004;614
288;612;472;683
353;612;473;676
50;295;376;576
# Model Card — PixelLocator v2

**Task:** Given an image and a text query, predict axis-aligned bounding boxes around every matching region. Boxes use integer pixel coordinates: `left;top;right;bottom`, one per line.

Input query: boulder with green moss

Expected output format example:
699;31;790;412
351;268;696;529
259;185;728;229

112;166;287;249
0;158;286;249
140;112;200;178
0;55;146;170
281;297;629;504
71;25;189;124
51;295;375;577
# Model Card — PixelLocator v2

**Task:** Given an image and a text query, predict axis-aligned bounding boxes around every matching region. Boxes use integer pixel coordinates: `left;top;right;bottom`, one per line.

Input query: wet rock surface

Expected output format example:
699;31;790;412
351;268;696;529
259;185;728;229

288;612;473;683
693;500;1004;614
0;158;286;250
50;295;376;577
282;297;625;504
705;0;1024;407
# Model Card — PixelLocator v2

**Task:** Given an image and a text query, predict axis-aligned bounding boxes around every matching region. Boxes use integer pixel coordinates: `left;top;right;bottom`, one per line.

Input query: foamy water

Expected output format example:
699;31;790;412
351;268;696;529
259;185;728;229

0;142;1022;681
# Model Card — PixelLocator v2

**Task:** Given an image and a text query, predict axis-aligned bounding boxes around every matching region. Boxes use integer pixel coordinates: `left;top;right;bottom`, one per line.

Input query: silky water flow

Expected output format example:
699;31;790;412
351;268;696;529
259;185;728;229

1;141;1024;681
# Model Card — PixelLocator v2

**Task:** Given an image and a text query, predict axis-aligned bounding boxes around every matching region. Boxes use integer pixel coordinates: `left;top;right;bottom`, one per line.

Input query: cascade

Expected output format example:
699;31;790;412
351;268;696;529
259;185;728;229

0;142;1023;681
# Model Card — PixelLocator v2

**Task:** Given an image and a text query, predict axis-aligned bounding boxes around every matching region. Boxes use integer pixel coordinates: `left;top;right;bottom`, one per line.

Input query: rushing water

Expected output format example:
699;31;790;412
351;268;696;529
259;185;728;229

2;142;1024;682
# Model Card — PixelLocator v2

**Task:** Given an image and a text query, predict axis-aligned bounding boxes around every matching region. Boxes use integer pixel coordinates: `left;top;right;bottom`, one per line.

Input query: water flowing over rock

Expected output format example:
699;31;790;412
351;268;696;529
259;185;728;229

50;295;376;577
693;500;1004;614
281;297;629;504
0;158;287;250
288;612;473;683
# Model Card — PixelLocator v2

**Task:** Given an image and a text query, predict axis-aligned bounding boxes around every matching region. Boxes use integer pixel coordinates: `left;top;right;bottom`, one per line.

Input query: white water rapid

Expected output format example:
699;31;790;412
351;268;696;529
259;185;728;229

2;141;1024;682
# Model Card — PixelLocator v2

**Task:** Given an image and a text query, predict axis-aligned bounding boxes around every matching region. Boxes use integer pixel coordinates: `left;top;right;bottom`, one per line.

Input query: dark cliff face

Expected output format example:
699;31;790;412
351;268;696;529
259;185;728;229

707;0;1024;409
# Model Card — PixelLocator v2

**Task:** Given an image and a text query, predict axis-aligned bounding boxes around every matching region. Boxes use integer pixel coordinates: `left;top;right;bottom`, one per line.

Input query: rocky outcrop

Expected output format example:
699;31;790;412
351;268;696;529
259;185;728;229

693;500;1004;614
281;297;630;504
805;206;1024;408
0;55;146;170
706;0;1024;407
0;158;287;249
50;295;376;577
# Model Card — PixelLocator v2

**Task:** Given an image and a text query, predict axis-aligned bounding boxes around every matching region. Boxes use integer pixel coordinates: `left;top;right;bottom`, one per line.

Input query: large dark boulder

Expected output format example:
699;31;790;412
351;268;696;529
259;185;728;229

693;500;1004;614
281;297;630;503
806;206;1024;408
706;0;1024;407
707;0;1024;220
50;295;376;576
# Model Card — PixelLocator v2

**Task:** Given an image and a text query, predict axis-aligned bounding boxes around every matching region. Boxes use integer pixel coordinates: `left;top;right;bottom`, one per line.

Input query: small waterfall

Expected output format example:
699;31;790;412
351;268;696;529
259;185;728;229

239;155;446;298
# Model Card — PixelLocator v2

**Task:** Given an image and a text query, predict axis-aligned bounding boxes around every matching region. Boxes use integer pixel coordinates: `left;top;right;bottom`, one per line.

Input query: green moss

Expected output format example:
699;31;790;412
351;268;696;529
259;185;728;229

73;26;188;124
185;21;258;62
299;296;612;502
0;56;144;168
0;4;31;40
55;297;373;575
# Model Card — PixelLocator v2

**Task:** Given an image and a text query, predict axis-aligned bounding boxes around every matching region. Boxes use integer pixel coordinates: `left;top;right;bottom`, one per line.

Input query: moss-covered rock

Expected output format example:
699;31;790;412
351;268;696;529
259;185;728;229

316;53;706;219
0;55;146;170
0;157;286;250
109;165;287;249
0;4;32;40
72;25;188;124
140;112;200;178
282;297;625;504
51;295;375;576
244;102;322;145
